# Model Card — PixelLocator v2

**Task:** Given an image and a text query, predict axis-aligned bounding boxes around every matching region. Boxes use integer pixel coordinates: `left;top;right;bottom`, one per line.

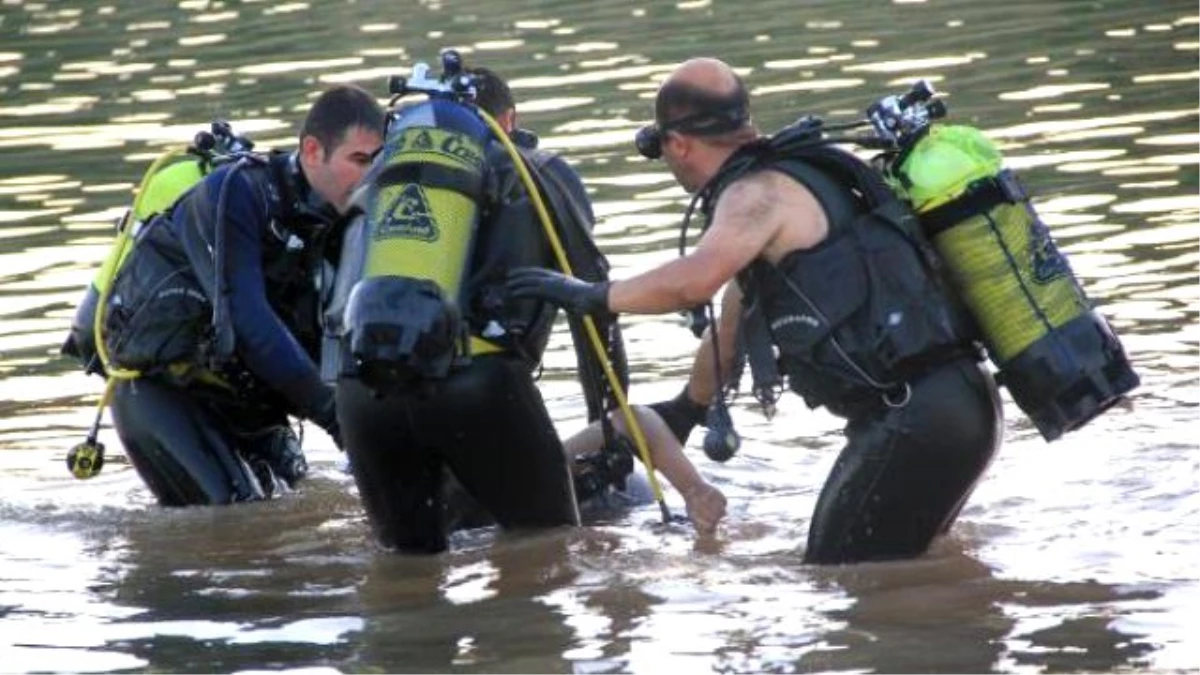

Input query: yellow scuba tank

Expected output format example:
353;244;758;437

884;118;1139;441
339;74;493;394
98;121;254;297
92;160;205;296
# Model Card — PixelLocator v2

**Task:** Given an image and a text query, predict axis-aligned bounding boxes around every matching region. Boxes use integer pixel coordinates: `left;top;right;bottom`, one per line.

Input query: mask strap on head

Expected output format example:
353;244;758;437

635;78;751;159
655;79;750;137
658;107;749;137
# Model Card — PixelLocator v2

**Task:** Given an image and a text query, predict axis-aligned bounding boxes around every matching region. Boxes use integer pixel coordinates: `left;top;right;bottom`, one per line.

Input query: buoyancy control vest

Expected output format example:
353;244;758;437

465;143;570;364
62;122;257;376
101;152;326;379
881;124;1139;440
472;142;631;420
734;151;976;416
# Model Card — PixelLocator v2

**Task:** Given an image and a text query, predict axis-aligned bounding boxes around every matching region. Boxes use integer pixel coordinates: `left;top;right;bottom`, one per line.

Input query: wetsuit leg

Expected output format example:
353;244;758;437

111;378;264;506
337;378;456;553
803;357;1002;564
337;354;578;553
433;356;578;531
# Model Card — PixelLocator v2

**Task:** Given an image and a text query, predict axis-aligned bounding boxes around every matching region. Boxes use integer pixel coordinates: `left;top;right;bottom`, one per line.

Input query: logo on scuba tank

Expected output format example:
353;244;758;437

387;127;484;169
1028;216;1070;284
375;183;439;242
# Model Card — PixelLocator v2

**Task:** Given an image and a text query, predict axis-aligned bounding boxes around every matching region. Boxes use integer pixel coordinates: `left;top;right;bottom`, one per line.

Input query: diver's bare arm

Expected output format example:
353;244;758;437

608;173;779;315
621;408;727;534
562;407;727;533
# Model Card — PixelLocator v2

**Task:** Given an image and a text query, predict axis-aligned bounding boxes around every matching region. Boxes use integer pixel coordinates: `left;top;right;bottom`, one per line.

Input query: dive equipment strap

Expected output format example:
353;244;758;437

919;169;1028;236
266;151;300;226
210;158;254;367
735;286;783;418
377;162;485;201
211;152;289;370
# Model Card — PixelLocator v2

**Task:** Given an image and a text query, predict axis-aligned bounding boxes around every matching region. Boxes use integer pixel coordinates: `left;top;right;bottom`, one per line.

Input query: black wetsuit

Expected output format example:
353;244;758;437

804;355;1001;562
733;154;1002;564
333;121;604;552
103;155;336;505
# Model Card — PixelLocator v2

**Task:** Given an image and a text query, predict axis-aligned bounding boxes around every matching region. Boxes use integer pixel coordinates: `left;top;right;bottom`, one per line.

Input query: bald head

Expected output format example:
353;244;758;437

665;58;741;97
653;58;751;136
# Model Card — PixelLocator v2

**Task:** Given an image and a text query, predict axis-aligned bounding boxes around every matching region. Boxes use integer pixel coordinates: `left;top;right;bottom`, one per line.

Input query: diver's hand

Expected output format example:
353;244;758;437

506;267;611;317
682;482;727;536
307;389;343;451
649;386;709;445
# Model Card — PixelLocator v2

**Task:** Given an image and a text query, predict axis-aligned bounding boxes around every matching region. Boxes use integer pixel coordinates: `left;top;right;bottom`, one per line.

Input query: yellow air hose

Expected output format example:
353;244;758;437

475;109;670;518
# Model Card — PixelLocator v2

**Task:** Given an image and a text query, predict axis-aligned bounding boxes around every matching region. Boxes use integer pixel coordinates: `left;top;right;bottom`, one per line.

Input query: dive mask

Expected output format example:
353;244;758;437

633;83;751;160
635;124;666;160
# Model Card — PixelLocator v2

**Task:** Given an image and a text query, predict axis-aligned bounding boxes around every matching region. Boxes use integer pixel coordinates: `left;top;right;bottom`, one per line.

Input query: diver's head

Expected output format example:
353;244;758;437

637;58;756;193
466;66;517;133
298;84;385;214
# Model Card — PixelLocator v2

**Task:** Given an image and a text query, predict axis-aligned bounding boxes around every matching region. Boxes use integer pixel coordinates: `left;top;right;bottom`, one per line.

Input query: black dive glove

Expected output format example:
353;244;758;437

506;267;611;317
307;389;343;451
649;386;709;445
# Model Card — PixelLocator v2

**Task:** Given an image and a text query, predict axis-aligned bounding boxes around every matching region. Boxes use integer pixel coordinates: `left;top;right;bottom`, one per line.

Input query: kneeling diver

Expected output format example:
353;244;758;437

79;86;384;505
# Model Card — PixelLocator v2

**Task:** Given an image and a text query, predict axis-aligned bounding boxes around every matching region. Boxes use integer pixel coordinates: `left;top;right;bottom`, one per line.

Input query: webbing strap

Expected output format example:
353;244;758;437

736;290;783;417
920;169;1029;236
376;161;483;200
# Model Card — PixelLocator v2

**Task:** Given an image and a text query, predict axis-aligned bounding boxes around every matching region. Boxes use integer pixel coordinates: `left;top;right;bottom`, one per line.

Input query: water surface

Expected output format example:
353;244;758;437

1;0;1197;672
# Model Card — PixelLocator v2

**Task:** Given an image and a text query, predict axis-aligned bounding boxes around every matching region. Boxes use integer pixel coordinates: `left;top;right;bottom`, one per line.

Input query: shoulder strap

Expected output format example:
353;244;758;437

265;151;297;225
734;273;783;418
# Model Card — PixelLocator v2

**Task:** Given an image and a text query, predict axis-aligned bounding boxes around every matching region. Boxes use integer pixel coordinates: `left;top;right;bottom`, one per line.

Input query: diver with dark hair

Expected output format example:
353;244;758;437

328;62;725;553
468;66;726;531
508;58;1003;564
91;85;385;505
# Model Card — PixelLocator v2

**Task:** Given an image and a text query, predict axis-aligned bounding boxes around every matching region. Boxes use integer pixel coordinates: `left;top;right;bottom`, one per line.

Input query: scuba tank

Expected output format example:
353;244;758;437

869;82;1139;441
61;121;255;376
336;57;490;394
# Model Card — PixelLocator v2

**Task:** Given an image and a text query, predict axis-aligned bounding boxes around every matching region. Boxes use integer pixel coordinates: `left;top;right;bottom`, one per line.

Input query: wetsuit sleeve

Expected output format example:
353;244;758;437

179;167;330;418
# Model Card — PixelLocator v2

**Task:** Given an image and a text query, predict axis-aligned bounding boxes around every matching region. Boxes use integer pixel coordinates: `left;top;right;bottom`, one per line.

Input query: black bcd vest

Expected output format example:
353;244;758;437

722;145;978;415
104;153;331;377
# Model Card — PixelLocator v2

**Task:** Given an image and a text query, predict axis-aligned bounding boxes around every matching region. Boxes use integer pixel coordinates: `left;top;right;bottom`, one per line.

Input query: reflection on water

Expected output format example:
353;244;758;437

1;0;1197;672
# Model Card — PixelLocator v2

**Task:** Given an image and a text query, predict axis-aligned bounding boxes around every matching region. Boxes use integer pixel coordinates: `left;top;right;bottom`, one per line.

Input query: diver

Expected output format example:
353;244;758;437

91;85;385;506
507;58;1003;564
468;66;724;532
328;62;725;552
562;404;726;534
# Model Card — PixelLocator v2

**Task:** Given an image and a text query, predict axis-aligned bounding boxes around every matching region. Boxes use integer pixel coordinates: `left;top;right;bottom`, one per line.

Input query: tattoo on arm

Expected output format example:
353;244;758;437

704;172;779;261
